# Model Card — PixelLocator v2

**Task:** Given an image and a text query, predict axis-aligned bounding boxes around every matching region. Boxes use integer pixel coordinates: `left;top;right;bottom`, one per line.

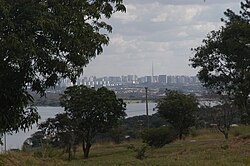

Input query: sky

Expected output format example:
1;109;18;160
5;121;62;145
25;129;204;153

83;0;242;77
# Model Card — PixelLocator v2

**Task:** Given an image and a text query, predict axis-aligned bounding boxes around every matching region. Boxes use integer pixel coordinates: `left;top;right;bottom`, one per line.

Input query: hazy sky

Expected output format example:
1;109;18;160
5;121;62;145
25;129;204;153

83;0;242;77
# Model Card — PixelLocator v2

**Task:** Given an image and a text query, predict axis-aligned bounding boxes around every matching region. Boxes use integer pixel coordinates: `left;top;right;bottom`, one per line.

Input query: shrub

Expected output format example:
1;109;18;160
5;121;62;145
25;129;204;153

189;127;200;137
230;125;250;138
141;126;177;148
127;144;148;160
221;143;229;150
33;144;58;158
231;129;241;137
33;151;43;158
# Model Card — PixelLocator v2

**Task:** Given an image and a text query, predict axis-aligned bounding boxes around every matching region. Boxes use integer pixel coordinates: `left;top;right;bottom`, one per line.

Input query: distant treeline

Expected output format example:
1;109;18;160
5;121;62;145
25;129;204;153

31;92;61;106
31;92;157;106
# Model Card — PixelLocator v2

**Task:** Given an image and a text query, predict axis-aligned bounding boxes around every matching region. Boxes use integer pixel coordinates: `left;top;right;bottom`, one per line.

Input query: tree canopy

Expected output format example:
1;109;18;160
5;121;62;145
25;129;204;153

157;90;198;140
0;0;125;134
40;85;126;159
190;0;250;117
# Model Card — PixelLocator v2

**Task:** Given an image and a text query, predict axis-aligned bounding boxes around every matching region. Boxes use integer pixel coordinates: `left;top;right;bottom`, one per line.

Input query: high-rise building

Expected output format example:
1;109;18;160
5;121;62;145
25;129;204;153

176;76;185;84
121;75;128;84
127;75;133;82
167;76;176;84
158;75;167;84
146;76;152;84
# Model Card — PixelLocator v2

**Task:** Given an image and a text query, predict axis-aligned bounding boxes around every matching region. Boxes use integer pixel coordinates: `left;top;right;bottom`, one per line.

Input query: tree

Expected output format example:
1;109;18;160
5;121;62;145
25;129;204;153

200;99;238;139
0;1;125;136
212;102;237;139
190;0;250;120
41;85;126;159
156;90;198;140
39;113;78;160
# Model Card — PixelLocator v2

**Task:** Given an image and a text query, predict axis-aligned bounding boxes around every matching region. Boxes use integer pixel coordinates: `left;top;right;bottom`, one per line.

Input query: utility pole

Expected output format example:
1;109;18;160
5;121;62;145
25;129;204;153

145;87;149;128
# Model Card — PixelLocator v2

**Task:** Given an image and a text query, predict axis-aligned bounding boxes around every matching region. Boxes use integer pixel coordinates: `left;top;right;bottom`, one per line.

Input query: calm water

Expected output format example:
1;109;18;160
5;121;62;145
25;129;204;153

0;103;156;151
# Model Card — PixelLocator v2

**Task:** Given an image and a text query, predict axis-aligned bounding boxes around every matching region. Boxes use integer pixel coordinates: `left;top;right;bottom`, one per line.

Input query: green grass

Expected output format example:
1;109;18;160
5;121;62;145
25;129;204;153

67;140;250;166
2;126;250;166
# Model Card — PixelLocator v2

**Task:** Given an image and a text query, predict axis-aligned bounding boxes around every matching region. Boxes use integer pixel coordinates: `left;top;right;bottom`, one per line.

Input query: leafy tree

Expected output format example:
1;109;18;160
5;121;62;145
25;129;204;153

23;131;45;148
40;85;126;159
211;102;237;139
0;0;125;136
156;90;198;140
39;113;77;160
200;99;238;139
0;89;40;134
190;0;250;119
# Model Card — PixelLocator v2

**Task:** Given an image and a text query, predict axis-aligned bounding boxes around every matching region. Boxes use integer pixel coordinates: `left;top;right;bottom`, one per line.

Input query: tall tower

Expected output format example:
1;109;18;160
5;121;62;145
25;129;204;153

152;62;154;83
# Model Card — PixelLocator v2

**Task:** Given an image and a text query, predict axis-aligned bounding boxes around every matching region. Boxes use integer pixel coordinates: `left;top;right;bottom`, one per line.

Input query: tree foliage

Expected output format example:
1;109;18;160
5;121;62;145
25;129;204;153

212;102;237;139
157;90;198;140
40;85;126;159
190;0;250;117
200;99;238;139
0;0;125;134
39;113;78;160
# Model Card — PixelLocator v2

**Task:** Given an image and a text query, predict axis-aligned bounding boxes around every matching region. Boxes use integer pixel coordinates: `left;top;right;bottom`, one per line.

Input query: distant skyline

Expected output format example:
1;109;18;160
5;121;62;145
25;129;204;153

79;73;198;78
83;0;242;77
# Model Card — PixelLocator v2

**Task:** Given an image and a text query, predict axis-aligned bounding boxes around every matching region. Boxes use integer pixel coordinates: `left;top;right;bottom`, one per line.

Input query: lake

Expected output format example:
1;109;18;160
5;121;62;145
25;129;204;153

0;103;156;151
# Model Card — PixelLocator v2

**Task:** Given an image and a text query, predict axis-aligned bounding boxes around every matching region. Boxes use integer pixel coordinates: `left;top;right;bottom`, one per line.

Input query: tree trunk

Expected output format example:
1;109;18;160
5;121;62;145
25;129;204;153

178;128;183;140
82;140;85;156
218;126;229;140
82;140;92;159
68;133;75;161
179;133;182;140
224;132;229;140
68;144;72;161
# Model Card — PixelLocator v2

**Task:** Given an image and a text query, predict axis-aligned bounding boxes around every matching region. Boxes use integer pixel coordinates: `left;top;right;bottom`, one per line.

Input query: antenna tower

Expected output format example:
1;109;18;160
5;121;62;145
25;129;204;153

152;62;154;83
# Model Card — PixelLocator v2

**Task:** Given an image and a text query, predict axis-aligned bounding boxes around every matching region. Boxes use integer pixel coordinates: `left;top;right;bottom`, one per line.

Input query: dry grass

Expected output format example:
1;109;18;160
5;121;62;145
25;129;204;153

0;151;66;166
1;127;250;166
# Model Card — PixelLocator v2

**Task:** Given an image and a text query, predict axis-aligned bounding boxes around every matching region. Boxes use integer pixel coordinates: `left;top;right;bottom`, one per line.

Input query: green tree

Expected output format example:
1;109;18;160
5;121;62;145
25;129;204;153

190;0;250;119
157;90;198;140
0;0;125;136
212;102;237;139
200;99;238;139
39;113;77;160
41;85;126;159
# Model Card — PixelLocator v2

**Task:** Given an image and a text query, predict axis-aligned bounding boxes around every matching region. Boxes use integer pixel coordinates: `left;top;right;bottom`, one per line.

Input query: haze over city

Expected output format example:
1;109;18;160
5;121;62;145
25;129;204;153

83;0;241;77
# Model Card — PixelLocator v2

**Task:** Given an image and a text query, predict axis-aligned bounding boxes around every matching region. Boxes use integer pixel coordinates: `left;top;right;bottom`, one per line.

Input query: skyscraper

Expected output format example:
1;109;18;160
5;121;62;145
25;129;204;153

158;75;167;84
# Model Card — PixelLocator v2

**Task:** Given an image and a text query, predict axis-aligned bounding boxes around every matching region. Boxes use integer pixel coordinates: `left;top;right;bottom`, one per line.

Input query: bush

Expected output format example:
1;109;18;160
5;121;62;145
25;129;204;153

141;126;177;148
33;144;58;158
230;125;250;138
189;127;200;137
127;144;148;160
221;143;229;150
231;129;241;137
33;151;43;158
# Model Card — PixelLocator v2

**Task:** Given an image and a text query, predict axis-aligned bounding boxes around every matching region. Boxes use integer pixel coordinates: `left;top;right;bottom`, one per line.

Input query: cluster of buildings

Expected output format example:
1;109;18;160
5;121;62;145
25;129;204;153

58;75;200;88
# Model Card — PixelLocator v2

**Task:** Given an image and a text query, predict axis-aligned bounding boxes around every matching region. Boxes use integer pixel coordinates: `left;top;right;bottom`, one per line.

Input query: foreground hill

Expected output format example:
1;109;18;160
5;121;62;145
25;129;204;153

1;127;250;166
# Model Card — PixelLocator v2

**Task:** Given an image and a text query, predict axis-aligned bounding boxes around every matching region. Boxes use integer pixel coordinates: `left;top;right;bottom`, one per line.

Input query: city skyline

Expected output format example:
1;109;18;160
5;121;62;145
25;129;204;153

59;74;200;88
83;0;241;77
79;73;198;78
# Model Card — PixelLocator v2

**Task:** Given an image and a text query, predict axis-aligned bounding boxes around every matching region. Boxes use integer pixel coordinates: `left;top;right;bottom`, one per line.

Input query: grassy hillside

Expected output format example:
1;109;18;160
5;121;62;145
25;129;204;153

1;127;250;166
